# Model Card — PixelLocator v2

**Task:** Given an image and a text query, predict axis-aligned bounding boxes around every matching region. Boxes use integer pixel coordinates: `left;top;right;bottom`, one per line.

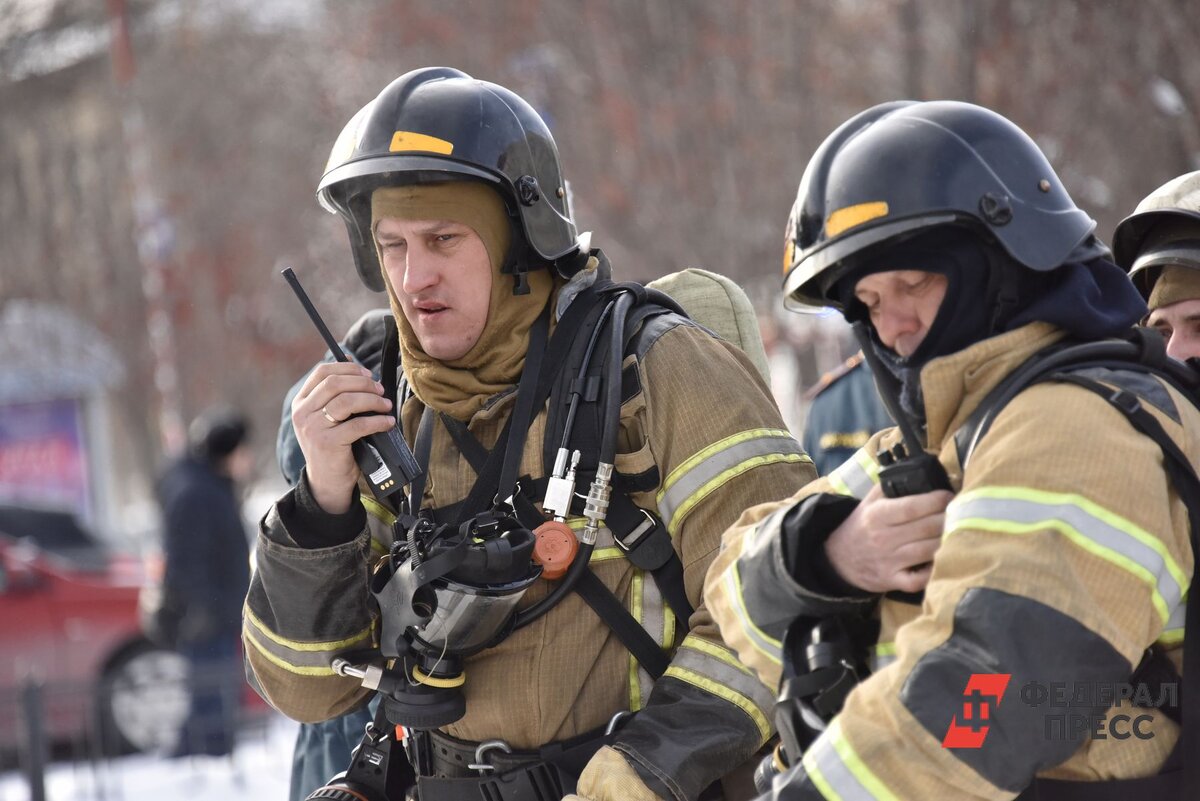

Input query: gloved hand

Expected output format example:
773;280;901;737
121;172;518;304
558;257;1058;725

571;745;666;801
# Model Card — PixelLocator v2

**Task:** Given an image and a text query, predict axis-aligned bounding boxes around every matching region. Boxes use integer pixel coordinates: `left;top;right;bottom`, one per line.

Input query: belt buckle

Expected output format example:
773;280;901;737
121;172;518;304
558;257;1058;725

468;738;512;775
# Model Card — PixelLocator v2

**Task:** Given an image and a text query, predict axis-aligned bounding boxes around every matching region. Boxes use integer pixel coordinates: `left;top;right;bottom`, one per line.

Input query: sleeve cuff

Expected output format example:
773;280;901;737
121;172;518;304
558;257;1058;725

278;469;367;549
781;494;874;600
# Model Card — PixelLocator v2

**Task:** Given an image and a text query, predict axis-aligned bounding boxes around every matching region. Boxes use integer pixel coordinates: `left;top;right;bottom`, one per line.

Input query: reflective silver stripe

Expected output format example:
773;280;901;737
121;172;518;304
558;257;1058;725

627;570;665;709
658;431;807;533
669;639;776;731
1167;602;1186;631
947;490;1186;623
802;720;898;801
724;562;783;666
826;447;879;499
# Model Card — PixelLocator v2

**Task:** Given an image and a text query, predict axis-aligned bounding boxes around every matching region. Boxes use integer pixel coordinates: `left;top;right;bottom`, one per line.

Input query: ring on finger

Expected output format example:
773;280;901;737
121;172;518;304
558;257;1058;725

322;406;340;425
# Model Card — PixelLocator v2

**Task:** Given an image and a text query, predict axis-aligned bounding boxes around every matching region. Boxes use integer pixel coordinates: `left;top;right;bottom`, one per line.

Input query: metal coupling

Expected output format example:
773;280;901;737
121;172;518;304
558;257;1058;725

332;657;385;690
581;462;613;545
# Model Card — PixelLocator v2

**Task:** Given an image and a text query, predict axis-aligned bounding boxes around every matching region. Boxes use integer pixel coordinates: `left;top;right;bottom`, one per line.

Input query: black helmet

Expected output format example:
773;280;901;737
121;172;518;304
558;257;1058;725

1111;171;1200;298
318;67;579;292
782;100;1099;309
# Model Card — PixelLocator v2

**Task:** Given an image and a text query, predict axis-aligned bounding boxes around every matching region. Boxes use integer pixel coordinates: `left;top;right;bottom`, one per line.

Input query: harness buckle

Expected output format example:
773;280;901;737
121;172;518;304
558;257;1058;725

468;738;513;774
615;509;657;552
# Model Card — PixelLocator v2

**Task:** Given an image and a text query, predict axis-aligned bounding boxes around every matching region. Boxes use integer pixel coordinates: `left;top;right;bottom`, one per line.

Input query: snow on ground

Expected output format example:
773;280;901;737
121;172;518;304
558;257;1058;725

0;714;299;801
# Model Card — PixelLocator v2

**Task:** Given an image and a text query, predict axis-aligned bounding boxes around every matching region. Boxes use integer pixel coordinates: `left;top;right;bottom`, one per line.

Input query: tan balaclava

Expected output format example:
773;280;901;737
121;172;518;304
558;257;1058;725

371;182;555;420
1147;264;1200;312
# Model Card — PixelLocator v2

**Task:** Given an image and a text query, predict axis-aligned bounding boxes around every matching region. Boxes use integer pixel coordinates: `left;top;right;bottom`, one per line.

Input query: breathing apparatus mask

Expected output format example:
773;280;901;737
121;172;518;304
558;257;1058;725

367;508;541;729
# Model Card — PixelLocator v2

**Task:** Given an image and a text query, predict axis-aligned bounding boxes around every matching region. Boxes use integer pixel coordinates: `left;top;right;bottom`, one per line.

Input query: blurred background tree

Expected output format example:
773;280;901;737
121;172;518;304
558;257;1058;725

2;0;1196;541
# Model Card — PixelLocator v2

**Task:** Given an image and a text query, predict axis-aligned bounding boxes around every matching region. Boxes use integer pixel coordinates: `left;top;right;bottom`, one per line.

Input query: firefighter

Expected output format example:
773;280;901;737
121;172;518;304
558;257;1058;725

705;100;1197;799
1114;171;1200;360
244;67;815;801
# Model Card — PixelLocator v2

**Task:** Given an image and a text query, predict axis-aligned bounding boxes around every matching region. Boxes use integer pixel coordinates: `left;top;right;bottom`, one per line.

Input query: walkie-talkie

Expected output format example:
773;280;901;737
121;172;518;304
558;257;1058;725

851;322;952;499
282;267;422;499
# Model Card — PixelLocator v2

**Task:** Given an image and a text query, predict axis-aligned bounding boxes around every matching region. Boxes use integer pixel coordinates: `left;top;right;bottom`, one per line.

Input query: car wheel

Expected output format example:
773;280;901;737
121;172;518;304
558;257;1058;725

95;639;189;755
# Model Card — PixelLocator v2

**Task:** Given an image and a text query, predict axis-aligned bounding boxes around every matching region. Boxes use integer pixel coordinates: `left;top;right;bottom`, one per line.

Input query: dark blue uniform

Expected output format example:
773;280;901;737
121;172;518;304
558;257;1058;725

801;352;892;476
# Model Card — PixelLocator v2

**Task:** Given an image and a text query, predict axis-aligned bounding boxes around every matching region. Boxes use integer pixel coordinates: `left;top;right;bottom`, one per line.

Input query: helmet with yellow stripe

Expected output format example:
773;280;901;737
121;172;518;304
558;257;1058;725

781;100;1097;310
317;66;580;291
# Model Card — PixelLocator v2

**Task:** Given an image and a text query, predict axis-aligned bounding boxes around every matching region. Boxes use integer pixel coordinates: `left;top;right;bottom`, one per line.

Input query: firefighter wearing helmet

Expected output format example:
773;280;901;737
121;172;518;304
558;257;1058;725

706;100;1198;799
245;67;815;801
1114;171;1200;361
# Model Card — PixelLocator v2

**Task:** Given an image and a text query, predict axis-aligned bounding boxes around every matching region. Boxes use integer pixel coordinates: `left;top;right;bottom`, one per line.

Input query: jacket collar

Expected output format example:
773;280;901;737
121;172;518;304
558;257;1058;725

919;321;1067;450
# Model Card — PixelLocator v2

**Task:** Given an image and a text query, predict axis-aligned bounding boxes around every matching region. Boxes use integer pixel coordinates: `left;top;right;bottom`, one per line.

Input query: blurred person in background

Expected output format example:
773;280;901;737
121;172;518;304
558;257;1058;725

1113;171;1200;361
244;66;813;801
800;352;891;476
159;406;253;758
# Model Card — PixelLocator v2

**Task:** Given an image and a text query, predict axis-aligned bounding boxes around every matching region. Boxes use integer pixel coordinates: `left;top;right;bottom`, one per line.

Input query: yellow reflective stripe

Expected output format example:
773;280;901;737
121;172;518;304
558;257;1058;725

682;634;756;677
802;719;899;801
628;570;646;711
827;447;880;499
947;486;1187;625
1158;629;1185;646
244;627;336;677
726;561;782;666
244;606;373;653
868;642;897;673
1160;603;1186;646
589;547;625;563
657;428;808;534
666;453;810;536
660;428;793;491
665;666;771;743
360;495;396;526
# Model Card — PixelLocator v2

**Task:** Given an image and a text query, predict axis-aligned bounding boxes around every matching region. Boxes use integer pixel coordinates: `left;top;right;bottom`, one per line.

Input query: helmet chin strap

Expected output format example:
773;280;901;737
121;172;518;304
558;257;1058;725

986;251;1022;335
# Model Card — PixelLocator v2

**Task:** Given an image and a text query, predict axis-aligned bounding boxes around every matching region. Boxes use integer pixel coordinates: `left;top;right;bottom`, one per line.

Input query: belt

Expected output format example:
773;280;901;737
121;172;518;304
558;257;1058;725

408;714;631;801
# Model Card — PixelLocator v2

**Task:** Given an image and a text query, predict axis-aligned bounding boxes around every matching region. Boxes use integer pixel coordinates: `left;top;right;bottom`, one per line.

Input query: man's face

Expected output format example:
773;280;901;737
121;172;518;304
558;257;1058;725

1146;298;1200;361
376;217;493;361
853;269;949;358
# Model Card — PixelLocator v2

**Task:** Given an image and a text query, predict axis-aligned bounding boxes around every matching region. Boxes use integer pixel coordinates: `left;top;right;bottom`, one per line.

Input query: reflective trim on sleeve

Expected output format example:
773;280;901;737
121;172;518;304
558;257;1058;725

826;448;880;499
946;487;1187;625
667;635;775;742
243;606;372;676
868;642;896;673
802;719;900;801
721;560;783;667
1159;601;1186;646
656;428;810;535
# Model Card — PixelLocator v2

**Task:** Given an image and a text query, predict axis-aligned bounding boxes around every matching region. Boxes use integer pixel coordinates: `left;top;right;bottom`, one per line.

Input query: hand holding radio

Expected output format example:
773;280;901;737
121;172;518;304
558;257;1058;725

291;361;396;514
824;482;951;594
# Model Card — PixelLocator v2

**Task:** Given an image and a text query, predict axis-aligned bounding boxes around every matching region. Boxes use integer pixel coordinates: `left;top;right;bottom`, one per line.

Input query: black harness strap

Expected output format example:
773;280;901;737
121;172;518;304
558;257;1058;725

606;492;694;627
574;568;671;679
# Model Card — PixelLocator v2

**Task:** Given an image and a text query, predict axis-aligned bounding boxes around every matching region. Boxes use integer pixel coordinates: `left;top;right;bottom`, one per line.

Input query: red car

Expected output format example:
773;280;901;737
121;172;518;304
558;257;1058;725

0;505;192;757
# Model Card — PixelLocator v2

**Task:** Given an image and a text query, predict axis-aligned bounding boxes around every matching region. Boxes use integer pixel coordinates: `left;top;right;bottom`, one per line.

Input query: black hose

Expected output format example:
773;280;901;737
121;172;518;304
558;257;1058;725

600;292;635;465
559;298;617;453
